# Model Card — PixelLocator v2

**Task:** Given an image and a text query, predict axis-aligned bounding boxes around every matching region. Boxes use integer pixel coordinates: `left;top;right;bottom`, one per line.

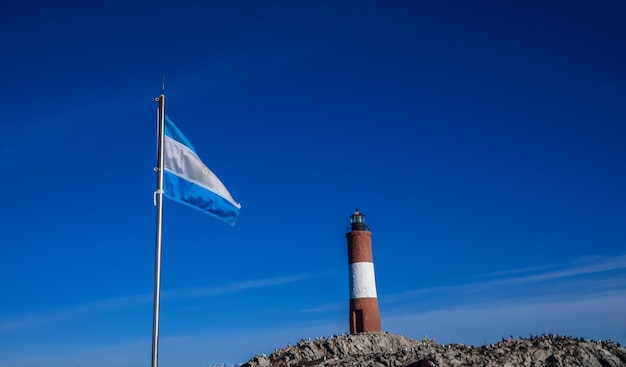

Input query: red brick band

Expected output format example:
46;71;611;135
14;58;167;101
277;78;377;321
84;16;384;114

349;297;382;333
346;230;374;263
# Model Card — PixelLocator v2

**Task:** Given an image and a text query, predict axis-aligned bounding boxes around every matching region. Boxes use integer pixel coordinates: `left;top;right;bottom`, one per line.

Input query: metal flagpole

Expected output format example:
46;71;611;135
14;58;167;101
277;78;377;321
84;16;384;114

151;83;166;367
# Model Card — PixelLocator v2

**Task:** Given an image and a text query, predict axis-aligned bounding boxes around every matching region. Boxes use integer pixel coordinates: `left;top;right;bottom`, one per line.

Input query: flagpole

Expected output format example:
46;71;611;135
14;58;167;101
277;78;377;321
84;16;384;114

151;90;166;367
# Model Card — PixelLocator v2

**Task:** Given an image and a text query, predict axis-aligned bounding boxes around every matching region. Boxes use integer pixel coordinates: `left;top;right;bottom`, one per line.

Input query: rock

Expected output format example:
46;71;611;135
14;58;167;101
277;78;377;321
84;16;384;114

242;333;626;367
414;360;433;367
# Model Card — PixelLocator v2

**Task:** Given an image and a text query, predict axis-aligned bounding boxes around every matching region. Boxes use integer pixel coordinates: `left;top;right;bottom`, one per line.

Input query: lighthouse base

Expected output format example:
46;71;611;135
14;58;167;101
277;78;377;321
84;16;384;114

349;297;382;333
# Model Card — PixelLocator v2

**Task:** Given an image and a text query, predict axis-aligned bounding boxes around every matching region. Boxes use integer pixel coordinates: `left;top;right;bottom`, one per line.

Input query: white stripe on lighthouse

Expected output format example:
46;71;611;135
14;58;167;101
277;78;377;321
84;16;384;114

349;262;378;299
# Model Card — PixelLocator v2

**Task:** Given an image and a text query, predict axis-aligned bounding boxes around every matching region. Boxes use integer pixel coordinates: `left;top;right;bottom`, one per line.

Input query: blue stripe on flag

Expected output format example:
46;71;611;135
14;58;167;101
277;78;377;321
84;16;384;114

162;115;241;226
164;171;239;226
165;116;197;154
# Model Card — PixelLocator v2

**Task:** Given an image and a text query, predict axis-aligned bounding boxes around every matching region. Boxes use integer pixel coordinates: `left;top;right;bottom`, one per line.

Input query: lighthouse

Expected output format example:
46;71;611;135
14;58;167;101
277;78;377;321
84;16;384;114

346;209;382;333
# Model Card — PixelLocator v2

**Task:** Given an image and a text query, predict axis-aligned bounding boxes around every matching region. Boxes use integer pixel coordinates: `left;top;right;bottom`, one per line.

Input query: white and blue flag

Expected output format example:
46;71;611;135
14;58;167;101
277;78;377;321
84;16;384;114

163;116;241;226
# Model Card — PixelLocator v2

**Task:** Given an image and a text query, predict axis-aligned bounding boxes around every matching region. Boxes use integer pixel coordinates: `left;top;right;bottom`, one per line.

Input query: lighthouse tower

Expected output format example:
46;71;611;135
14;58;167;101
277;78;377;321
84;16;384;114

346;209;382;334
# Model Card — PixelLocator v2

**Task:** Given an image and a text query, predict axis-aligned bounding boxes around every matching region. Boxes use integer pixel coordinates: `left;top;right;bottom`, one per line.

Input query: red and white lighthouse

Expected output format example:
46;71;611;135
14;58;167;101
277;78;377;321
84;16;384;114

346;209;382;333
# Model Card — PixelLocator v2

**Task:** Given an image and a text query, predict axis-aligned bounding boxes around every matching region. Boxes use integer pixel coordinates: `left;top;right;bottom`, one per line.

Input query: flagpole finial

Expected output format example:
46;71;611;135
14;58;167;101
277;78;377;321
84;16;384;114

161;75;165;95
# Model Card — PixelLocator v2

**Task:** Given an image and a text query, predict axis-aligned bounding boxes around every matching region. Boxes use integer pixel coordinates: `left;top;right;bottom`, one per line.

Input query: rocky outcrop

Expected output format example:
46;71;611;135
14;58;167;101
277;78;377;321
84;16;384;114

243;332;626;367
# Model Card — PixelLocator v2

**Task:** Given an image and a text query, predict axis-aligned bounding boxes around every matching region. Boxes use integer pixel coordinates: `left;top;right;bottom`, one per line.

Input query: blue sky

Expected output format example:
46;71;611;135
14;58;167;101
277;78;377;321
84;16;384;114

1;1;625;366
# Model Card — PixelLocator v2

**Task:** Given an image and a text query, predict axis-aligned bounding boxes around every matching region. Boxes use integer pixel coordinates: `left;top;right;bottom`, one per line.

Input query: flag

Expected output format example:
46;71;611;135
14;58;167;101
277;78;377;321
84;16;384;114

163;115;241;226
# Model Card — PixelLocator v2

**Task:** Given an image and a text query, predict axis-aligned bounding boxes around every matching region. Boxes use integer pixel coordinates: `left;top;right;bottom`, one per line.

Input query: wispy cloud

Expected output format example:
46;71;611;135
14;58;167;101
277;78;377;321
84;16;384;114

1;338;150;367
381;254;626;307
296;302;343;314
473;254;626;281
383;288;626;346
0;271;330;333
0;293;151;333
485;254;626;286
163;271;332;299
0;322;347;367
3;257;625;367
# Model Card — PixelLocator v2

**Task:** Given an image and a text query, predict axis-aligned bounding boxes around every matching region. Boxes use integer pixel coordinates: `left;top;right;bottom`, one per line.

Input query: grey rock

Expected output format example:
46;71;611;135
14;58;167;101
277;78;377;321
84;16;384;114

242;332;626;367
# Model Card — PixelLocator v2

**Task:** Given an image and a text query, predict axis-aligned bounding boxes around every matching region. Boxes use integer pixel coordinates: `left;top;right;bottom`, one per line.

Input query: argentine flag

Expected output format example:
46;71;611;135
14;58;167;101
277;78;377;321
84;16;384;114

163;116;241;226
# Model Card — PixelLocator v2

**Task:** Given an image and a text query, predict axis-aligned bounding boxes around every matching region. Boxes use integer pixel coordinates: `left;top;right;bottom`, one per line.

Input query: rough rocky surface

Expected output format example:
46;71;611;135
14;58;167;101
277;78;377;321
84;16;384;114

243;332;626;367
